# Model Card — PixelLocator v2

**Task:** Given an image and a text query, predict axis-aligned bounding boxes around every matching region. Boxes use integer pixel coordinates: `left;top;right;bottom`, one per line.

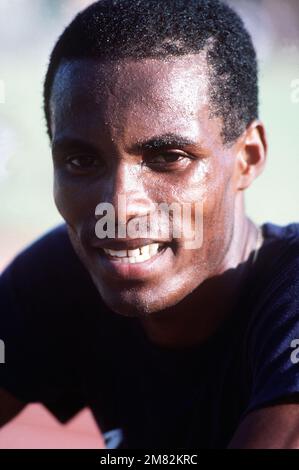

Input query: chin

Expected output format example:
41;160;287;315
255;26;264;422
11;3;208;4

94;282;174;317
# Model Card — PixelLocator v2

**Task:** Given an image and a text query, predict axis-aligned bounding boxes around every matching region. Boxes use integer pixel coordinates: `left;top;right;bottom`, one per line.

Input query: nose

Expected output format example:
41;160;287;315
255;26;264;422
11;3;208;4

103;160;153;225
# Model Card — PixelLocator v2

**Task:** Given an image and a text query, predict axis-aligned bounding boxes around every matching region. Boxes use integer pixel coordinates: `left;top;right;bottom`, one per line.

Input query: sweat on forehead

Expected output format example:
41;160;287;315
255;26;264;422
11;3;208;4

49;56;220;149
50;55;209;117
44;0;258;144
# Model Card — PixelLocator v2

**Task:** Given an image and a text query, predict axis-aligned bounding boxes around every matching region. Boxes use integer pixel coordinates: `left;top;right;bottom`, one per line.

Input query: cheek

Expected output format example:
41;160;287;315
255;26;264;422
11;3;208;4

200;161;236;262
144;160;210;205
175;159;235;261
155;158;233;226
203;175;234;223
53;173;98;230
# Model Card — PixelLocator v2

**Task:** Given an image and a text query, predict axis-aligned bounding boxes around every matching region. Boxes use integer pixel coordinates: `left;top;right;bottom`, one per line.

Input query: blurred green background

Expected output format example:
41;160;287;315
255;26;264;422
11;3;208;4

0;0;298;270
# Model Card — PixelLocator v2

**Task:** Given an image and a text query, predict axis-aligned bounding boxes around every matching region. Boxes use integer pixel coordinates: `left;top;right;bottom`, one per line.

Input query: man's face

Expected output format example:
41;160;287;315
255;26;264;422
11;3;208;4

50;55;242;316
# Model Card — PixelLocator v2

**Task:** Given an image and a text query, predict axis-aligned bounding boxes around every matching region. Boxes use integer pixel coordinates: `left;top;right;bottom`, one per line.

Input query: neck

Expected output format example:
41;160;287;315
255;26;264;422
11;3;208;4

139;199;261;349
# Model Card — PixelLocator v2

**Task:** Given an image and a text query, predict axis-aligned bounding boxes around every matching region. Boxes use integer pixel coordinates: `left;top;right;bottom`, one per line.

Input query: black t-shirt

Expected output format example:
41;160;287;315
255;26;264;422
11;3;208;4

1;222;299;449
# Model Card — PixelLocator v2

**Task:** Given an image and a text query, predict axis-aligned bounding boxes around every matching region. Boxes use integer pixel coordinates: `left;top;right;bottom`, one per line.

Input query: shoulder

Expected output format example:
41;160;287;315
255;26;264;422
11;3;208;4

0;224;95;309
241;222;299;414
260;221;299;267
262;221;299;261
262;221;299;241
2;224;81;282
0;226;92;417
246;221;299;332
242;221;299;326
252;222;299;301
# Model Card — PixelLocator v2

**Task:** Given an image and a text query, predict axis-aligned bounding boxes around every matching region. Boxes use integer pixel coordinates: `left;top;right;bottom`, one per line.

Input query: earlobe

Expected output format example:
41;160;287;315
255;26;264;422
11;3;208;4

236;120;268;191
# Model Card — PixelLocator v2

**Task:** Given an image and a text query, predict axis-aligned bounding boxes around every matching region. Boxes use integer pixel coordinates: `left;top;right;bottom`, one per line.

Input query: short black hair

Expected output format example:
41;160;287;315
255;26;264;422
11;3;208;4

44;0;258;144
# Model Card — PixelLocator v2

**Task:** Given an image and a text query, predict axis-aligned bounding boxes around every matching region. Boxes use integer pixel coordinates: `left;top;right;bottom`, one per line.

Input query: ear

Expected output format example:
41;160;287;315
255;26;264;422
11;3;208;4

235;120;268;191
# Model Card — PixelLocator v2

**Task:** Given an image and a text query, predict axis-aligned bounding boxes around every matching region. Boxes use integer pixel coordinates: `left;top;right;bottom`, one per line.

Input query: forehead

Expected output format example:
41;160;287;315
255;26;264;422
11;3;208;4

50;55;220;146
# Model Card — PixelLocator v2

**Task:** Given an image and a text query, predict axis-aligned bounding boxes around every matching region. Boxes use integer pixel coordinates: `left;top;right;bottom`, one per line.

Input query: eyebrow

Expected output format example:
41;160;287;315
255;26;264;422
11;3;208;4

129;133;200;153
51;133;202;156
51;137;99;155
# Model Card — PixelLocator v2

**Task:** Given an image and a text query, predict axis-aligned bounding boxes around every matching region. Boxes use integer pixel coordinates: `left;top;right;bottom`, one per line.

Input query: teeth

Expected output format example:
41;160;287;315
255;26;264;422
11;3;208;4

114;250;127;258
108;249;127;257
103;243;163;263
140;245;149;256
128;248;141;257
149;243;159;256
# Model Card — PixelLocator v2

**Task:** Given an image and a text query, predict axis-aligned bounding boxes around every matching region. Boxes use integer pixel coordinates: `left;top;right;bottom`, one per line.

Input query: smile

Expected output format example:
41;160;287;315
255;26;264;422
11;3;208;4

103;243;162;264
94;241;172;281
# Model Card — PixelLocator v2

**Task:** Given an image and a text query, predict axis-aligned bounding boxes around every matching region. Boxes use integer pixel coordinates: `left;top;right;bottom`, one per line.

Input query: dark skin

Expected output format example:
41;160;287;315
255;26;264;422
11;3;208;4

1;53;299;448
50;55;264;333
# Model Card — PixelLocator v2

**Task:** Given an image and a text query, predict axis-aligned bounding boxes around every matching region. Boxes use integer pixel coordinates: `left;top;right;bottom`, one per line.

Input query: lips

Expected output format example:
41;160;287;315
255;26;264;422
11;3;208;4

92;237;166;250
87;234;173;281
90;242;171;281
103;242;162;264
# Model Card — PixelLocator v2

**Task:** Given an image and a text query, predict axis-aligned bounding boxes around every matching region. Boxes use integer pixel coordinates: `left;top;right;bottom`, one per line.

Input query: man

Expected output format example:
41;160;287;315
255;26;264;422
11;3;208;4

1;0;299;449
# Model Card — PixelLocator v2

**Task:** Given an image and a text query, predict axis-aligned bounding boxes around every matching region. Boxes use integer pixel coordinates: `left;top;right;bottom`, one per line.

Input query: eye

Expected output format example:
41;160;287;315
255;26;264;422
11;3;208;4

151;154;184;163
66;154;103;173
145;152;192;170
